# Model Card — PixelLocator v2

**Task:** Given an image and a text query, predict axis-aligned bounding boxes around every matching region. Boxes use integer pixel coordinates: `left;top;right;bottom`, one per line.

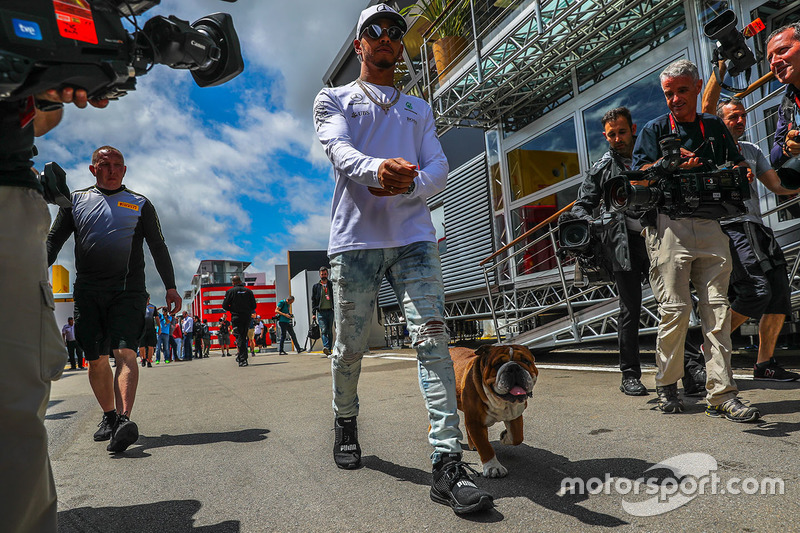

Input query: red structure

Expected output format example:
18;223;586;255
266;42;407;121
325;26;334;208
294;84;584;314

189;260;276;349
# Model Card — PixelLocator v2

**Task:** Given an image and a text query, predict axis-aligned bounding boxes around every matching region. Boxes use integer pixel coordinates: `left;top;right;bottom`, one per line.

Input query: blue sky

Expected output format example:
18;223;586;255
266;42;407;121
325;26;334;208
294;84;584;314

41;1;369;305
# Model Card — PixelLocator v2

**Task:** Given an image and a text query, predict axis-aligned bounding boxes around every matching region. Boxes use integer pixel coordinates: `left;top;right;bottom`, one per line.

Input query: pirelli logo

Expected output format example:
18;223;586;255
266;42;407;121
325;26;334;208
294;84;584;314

118;201;139;211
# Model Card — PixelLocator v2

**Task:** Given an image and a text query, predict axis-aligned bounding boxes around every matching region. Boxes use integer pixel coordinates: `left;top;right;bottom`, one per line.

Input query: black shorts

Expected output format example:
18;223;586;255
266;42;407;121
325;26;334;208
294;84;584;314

139;326;157;348
726;222;792;319
74;289;147;360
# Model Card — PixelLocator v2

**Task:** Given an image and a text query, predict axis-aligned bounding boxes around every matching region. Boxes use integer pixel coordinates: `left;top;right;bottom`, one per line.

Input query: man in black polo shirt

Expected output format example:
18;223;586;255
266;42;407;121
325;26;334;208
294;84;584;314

48;145;182;453
632;59;759;422
222;275;257;366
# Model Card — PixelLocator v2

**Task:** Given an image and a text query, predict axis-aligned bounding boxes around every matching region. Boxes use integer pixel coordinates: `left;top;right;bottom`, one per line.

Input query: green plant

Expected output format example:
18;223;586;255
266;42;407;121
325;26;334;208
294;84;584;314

400;0;470;39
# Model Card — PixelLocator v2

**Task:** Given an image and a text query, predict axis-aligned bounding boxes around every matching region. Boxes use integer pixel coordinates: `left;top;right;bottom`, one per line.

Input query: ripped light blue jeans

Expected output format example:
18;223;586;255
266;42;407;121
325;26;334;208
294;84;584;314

330;241;462;464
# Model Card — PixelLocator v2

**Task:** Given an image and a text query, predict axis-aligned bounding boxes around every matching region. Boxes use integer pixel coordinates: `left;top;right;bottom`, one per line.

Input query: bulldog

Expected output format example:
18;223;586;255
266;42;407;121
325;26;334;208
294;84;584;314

450;344;538;478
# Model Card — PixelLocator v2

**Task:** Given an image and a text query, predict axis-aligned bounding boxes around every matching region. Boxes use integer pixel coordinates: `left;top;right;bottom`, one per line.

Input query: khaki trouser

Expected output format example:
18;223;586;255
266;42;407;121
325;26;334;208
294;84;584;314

0;187;65;533
645;215;738;406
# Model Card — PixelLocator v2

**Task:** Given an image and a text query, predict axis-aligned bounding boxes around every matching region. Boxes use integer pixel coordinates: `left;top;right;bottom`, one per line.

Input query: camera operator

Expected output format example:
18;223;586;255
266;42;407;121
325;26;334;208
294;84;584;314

766;23;800;168
703;67;800;381
568;107;706;397
1;88;108;532
631;59;760;422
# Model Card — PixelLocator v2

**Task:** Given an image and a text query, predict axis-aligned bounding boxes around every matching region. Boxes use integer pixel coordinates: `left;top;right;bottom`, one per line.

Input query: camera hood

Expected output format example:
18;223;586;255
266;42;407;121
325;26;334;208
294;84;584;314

190;13;244;87
777;157;800;190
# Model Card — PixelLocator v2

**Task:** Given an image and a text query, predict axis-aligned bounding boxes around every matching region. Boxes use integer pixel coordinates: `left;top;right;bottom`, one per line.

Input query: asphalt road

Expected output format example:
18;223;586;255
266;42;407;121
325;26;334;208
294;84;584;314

46;347;800;532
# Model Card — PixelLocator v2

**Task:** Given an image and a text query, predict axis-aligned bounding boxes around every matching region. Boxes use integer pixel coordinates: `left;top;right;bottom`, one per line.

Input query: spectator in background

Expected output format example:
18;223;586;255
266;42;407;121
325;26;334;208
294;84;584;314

276;296;304;355
172;315;183;362
202;319;211;357
193;315;204;358
155;309;172;364
139;295;157;368
181;311;194;361
218;316;231;357
312;266;335;356
253;318;263;354
62;317;84;370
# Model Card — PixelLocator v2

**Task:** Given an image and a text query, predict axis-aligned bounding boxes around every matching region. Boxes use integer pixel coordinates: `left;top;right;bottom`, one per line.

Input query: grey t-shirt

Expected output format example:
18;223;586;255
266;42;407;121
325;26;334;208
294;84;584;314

722;141;771;225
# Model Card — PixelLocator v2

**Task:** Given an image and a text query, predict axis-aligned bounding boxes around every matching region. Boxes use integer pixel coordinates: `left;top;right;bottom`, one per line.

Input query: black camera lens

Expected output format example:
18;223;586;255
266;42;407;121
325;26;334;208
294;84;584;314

559;220;591;250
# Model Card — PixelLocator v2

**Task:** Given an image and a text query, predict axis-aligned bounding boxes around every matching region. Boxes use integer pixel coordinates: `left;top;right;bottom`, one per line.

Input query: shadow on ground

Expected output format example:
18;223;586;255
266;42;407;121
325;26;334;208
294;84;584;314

58;500;239;532
113;429;269;458
363;444;679;527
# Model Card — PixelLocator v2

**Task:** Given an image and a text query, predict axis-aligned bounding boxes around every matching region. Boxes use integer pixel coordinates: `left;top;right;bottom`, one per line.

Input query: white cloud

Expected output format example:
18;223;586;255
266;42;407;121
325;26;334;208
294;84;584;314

38;2;367;305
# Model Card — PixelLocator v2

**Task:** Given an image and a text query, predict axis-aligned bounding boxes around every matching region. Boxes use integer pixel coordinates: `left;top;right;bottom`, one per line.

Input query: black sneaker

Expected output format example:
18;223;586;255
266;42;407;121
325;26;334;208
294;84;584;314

655;383;684;413
107;414;139;452
683;370;707;396
430;453;494;515
93;412;117;442
333;417;361;469
620;377;648;396
706;397;760;423
754;358;800;381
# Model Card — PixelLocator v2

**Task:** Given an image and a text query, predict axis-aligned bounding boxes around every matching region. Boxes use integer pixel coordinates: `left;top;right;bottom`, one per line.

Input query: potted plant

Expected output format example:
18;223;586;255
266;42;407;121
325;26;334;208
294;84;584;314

401;0;470;83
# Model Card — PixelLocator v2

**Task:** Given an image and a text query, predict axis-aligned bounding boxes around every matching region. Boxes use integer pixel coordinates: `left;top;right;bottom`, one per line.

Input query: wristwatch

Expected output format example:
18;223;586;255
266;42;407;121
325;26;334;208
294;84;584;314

403;179;416;195
34;99;64;112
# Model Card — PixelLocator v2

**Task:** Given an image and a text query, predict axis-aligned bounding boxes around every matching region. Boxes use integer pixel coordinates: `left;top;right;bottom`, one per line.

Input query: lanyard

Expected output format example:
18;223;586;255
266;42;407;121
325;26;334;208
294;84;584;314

668;113;706;138
668;113;716;161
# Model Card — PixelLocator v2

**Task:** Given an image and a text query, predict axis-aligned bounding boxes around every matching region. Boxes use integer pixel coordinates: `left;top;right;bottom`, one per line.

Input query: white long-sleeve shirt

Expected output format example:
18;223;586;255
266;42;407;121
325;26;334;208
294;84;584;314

313;80;448;255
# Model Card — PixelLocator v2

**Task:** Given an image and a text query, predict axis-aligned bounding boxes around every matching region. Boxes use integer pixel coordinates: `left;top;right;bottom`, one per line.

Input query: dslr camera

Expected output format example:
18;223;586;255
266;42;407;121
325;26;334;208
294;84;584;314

0;0;244;101
602;135;750;220
557;212;614;287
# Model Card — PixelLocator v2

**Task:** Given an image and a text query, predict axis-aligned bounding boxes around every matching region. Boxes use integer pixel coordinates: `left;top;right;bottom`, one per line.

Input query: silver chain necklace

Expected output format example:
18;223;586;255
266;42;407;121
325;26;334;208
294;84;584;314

356;78;400;114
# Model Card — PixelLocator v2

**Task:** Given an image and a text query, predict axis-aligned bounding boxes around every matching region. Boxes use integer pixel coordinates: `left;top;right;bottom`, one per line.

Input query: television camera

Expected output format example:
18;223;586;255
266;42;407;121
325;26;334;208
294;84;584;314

0;0;244;101
703;9;765;91
557;212;614;287
602;135;750;220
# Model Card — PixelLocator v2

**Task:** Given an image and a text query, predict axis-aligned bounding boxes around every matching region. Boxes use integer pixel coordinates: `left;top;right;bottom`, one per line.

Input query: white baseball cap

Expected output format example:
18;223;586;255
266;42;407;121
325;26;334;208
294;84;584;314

356;4;407;38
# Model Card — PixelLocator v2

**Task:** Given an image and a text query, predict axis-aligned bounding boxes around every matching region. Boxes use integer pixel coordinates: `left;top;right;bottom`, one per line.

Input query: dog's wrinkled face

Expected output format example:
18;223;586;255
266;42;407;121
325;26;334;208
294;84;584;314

477;344;538;404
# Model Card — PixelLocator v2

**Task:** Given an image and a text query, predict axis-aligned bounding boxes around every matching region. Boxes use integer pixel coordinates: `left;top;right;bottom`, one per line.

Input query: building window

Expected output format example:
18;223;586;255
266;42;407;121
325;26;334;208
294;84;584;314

486;128;504;211
582;68;666;164
510;183;579;276
506;117;580;203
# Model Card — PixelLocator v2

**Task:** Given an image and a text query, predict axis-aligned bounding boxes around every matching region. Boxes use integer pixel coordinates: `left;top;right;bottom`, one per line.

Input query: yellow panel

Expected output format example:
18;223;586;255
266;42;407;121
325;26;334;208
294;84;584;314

52;265;69;294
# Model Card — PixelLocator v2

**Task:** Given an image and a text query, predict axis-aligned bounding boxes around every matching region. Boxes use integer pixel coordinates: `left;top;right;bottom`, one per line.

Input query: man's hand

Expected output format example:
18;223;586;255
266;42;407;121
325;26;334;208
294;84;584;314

785;128;800;157
165;288;182;315
678;147;703;169
37;87;109;109
377;157;417;194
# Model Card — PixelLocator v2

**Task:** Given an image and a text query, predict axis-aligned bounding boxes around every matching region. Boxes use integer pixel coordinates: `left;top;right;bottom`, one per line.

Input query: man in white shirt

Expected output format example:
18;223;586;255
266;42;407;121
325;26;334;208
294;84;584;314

313;4;493;515
62;317;84;370
181;311;194;361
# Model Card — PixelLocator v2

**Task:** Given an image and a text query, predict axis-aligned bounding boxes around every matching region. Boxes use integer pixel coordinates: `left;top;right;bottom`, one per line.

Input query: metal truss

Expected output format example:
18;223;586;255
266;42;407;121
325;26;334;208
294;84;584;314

428;0;684;133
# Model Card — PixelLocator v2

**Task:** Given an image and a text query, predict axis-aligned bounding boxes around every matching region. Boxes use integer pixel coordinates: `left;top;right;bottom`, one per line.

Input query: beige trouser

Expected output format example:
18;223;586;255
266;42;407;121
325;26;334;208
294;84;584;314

0;187;66;533
644;215;738;406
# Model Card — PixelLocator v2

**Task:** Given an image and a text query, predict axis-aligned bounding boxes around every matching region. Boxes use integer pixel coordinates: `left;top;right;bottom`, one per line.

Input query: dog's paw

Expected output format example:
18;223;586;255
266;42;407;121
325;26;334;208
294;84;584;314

482;456;508;478
499;429;513;445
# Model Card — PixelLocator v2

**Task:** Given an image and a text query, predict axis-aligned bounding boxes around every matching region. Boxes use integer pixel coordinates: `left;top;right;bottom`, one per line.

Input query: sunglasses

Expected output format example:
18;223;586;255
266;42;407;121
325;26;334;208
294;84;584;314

362;24;405;41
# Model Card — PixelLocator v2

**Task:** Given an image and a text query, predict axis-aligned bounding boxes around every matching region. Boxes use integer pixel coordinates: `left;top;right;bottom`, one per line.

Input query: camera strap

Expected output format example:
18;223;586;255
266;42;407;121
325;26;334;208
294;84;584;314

669;114;716;162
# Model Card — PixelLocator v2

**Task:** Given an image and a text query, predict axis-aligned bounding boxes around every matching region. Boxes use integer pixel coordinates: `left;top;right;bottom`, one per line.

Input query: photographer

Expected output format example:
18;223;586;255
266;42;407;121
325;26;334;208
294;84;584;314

568;107;706;397
702;67;800;381
1;88;108;533
631;59;759;422
766;23;800;168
